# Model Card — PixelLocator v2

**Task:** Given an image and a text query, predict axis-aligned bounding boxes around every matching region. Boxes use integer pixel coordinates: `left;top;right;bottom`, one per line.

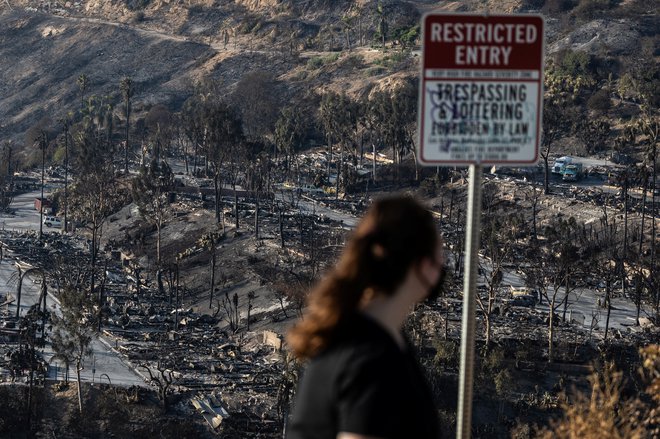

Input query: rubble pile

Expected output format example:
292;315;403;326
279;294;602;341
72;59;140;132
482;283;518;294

561;185;653;215
0;230;88;271
113;325;288;434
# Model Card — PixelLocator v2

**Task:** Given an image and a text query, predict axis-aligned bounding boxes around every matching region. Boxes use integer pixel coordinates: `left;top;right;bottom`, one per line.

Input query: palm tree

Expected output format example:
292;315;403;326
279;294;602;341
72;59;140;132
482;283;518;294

636;108;658;317
77;74;89;111
59;116;71;233
120;77;134;174
376;2;388;51
37;131;48;240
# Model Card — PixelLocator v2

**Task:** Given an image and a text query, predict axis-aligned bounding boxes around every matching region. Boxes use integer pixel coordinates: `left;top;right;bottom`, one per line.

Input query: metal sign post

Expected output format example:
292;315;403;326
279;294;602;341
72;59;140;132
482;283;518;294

416;13;545;439
457;164;482;439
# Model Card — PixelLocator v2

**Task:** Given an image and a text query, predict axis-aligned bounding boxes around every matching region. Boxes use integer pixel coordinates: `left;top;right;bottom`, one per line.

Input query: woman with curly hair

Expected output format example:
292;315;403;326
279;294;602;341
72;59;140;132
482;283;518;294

287;195;444;439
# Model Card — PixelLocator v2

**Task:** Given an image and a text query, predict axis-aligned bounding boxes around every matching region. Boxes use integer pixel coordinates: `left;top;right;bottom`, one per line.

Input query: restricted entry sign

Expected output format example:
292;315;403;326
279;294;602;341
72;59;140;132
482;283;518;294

418;13;544;165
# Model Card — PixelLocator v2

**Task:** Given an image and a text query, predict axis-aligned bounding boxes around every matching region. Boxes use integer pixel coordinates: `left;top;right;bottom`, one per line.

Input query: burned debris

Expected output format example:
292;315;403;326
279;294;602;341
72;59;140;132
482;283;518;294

0;182;355;435
2;151;659;434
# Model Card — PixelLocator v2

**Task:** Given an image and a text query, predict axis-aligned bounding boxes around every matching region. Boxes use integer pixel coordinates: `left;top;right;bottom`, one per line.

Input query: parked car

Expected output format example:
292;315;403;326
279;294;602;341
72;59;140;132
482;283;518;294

43;215;62;228
562;163;584;182
507;286;538;307
299;184;325;196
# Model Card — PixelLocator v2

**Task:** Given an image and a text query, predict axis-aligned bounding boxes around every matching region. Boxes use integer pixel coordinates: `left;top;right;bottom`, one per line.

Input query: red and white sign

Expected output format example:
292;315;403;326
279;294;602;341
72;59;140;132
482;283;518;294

418;13;544;166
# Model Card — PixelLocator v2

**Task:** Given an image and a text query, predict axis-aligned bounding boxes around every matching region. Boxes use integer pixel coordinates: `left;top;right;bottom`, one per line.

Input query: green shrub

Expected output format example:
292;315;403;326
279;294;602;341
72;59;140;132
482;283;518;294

293;70;308;81
573;0;619;20
125;0;150;10
558;50;594;78
187;5;205;14
306;53;340;70
392;24;420;49
52;146;66;164
307;56;323;69
494;368;514;397
251;20;263;33
364;66;386;77
132;10;145;23
510;421;533;439
433;338;460;371
324;53;340;63
341;53;365;69
483;346;505;373
239;19;258;34
543;0;577;12
587;88;612;112
420;176;440;197
374;52;409;70
514;348;530;368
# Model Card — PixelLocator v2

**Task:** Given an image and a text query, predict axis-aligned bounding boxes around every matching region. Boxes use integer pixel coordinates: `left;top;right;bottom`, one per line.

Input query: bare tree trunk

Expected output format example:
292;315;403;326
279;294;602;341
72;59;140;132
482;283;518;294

327;136;332;177
39;135;45;240
214;173;221;224
635;273;642;325
157;222;162;269
209;248;216;308
335;143;344;200
156;222;166;297
548;295;556;363
98;261;108;332
298;213;304;248
279;205;285;249
233;183;239;230
233;293;239;331
484;314;491;347
622;179;629;300
125;100;130;174
183;139;189;175
372;142;377;182
448;190;455;224
637;180;647;325
27;350;34;430
542;152;550;195
652;145;657;318
360;15;364;46
63;122;69;234
175;264;180;330
411;148;419;181
247;292;254;331
168;267;174;306
562;271;570;322
528;182;540;240
76;362;83;414
90;225;98;299
15;266;23;319
604;279;612;340
254;192;260;238
135;264;141;297
192;142;198;175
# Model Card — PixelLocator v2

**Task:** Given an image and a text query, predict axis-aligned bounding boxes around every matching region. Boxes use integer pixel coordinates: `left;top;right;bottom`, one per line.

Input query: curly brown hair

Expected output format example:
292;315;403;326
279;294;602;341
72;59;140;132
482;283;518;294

287;195;439;360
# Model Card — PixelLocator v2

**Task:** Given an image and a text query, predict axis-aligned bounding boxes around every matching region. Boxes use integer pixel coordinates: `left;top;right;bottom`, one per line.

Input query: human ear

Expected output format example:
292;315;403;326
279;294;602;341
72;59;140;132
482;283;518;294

413;257;437;289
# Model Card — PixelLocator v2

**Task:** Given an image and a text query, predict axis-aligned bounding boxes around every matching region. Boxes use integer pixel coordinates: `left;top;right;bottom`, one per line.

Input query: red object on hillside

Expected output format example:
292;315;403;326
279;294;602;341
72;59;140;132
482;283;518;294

34;197;51;212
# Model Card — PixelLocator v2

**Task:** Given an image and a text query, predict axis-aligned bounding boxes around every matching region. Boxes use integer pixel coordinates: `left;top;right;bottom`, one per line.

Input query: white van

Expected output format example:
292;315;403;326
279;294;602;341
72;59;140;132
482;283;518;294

299;184;325;196
552;156;572;174
43;216;62;228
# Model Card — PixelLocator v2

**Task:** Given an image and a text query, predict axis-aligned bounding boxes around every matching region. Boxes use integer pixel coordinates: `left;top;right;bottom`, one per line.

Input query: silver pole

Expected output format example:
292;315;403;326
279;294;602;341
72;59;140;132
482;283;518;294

456;164;482;439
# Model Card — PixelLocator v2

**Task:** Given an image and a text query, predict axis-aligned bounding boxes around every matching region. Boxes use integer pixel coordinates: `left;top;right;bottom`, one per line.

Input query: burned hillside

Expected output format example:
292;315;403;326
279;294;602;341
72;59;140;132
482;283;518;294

2;151;658;437
0;0;658;437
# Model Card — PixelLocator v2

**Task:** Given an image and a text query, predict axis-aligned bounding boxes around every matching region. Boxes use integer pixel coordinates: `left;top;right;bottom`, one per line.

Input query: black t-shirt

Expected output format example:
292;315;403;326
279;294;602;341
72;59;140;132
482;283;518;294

287;313;439;439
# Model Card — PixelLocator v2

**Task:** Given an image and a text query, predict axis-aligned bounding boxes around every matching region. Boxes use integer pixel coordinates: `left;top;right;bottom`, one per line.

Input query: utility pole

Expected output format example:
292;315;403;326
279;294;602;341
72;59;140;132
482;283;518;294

38;132;47;240
62;118;69;234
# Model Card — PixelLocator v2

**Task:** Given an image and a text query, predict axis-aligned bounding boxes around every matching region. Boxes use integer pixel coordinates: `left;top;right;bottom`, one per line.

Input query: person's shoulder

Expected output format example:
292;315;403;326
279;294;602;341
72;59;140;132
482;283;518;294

315;314;400;365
